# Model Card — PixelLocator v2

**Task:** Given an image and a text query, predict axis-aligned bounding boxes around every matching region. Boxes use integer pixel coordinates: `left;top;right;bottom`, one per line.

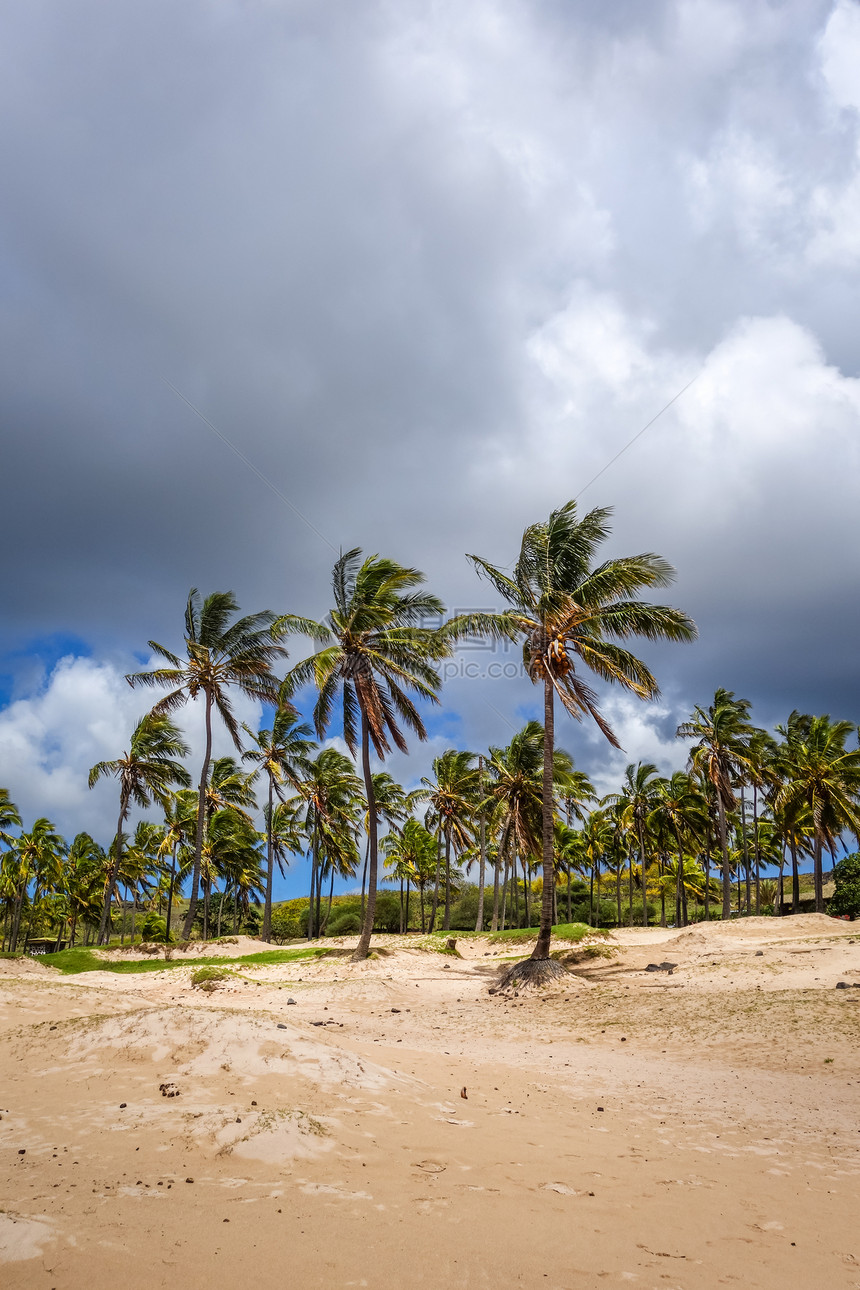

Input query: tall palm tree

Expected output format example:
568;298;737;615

61;833;105;947
649;771;707;927
157;789;198;940
358;773;420;921
8;818;66;951
461;500;696;985
126;589;288;938
243;706;316;942
775;714;860;912
603;762;662;927
88;713;190;944
296;748;363;940
421;750;479;932
278;550;450;960
677;690;754;920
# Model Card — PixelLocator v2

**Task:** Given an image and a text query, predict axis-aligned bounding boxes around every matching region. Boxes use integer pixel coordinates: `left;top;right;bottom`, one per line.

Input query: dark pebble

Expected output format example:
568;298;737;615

119;1103;127;1109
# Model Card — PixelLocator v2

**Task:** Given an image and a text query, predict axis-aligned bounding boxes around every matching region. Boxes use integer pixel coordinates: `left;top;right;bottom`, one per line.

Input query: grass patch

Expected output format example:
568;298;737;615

40;945;330;976
0;951;24;961
191;966;233;991
487;922;609;945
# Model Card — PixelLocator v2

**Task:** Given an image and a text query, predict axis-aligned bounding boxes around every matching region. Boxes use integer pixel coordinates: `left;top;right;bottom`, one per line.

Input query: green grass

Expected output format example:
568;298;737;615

39;945;331;976
487;922;609;945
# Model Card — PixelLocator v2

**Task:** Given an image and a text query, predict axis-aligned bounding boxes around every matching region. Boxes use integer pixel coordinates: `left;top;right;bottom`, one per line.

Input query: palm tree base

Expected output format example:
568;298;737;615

493;956;569;994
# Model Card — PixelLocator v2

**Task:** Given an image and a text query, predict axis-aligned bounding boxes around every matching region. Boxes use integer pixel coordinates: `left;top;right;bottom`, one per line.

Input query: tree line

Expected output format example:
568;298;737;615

2;501;859;966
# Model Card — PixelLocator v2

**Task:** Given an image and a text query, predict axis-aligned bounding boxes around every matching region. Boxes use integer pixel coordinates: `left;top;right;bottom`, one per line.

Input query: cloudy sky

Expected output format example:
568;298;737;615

2;0;860;886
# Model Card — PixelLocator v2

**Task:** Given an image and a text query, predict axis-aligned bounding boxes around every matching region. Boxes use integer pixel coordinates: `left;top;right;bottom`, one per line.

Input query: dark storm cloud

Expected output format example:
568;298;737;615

3;0;860;834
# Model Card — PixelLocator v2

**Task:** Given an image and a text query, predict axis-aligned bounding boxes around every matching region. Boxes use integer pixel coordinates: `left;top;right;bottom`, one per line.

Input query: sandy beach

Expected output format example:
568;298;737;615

2;914;860;1289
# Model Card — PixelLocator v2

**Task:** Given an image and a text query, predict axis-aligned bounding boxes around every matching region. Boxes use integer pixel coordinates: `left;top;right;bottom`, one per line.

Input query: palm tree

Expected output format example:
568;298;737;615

603;762;662;927
775;714;860;912
296;748;363;939
278;550;450;960
88;713;190;944
677;690;754;920
8;818;66;951
461;500;696;985
358;773;419;921
421;750;479;931
382;818;437;932
0;792;22;950
126;589;287;938
649;771;708;927
243;706;316;942
61;833;105;947
157;789;197;940
745;728;779;914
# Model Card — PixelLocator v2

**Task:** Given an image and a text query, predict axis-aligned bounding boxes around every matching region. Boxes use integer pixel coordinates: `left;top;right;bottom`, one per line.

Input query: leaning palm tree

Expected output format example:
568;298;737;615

462;501;696;986
88;713;190;944
677;689;754;919
126;589;289;938
277;550;450;960
243;706;316;941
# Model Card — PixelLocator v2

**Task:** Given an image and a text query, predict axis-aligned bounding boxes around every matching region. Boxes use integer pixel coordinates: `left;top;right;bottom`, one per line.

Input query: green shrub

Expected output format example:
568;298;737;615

829;853;860;919
326;911;361;937
140;912;170;943
372;892;402;933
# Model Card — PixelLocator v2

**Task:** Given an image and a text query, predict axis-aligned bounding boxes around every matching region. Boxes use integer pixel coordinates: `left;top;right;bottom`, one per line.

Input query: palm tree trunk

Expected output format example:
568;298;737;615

567;861;573;924
429;827;443;933
627;844;634;927
741;785;751;913
262;774;275;942
183;692;214;938
791;832;800;913
359;835;370;922
491;846;501;933
588;857;594;927
166;843;178;942
523;852;531;927
637;819;648;927
475;757;486;933
500;849;508;931
717;795;732;921
321;869;335;935
352;707;379;961
704;839;711;921
813;829;825;914
753;786;761;915
443;830;452;931
98;799;128;945
399;877;404;934
405;878;410;933
616;865;622;928
419;881;426;933
659;855;666;927
307;836;317;939
532;672;555;961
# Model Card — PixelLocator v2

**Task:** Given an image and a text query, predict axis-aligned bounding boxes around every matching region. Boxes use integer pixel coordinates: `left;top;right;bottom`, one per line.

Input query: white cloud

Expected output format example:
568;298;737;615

0;654;261;844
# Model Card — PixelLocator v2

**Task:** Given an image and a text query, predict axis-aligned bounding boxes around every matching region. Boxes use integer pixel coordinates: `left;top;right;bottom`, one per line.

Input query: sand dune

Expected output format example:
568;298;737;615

2;921;860;1288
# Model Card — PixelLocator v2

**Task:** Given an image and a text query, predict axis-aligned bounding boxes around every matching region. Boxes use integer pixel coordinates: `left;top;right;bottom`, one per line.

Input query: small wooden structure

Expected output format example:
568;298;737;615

25;938;66;954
